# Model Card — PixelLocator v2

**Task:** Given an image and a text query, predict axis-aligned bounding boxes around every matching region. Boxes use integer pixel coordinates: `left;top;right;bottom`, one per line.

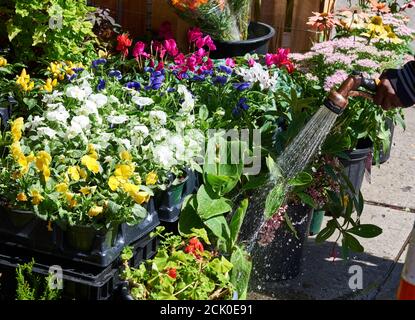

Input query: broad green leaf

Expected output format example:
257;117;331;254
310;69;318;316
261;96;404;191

230;246;252;300
199;104;209;121
178;195;205;235
7;22;22;41
316;224;336;243
297;192;316;209
347;224;382;238
344;233;364;253
197;185;232;220
204;215;231;245
229;199;249;247
264;181;286;219
188;228;211;245
288;172;313;187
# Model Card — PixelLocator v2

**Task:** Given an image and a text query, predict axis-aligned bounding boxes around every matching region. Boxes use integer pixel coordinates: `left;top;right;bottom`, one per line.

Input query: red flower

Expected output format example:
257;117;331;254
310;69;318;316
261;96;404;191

167;268;177;279
185;237;204;257
116;33;132;58
132;41;150;60
265;49;295;73
163;39;179;57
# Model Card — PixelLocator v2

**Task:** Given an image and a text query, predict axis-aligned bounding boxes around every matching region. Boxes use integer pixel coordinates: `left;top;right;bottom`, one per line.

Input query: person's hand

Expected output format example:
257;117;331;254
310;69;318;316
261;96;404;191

374;78;403;110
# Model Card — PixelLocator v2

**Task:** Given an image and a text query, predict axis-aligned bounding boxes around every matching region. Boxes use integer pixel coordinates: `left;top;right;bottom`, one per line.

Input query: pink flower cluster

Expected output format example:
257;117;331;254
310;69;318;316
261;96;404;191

258;205;288;247
265;48;295;73
324;69;348;92
355;59;380;69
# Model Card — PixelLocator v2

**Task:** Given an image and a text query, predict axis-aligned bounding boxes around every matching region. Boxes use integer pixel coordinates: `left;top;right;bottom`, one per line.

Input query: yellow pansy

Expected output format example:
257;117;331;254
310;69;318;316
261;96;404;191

65;192;78;208
79;168;88;180
81;155;100;174
131;191;150;205
30;189;44;205
88;206;104;217
42;78;58;92
114;164;134;179
67;166;80;181
80;186;92;195
108;176;120;191
16;192;27;202
145;171;158;186
35;151;52;181
87;144;99;160
56;182;68;193
0;56;7;67
122;182;139;194
16;69;35;92
11;118;24;142
120;150;132;162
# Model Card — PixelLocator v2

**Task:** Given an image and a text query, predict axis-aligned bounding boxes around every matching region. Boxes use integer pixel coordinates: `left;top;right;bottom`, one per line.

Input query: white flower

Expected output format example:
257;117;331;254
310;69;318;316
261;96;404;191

104;156;113;163
42;91;63;104
134;125;149;138
37;127;57;139
66;122;83;139
25;116;45;130
81;100;98;116
88;93;108;108
235;62;278;90
45;104;70;124
71;115;90;130
152;144;176;169
152;128;169;141
177;84;194;112
113;137;131;150
66;85;88;101
169;134;186;161
132;95;154;107
149;110;167;127
107;115;129;125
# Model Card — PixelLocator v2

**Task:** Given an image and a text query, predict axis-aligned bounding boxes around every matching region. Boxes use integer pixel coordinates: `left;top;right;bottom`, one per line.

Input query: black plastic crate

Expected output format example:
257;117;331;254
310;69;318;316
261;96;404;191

0;233;159;300
0;199;160;267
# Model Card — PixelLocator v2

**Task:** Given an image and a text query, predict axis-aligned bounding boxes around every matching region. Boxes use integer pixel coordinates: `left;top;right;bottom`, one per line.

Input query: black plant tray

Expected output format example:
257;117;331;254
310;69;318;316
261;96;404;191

0;200;160;267
0;233;159;300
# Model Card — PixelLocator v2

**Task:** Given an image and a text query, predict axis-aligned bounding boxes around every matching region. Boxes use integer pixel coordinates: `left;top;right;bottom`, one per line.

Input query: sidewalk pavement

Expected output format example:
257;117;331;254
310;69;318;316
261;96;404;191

250;107;415;300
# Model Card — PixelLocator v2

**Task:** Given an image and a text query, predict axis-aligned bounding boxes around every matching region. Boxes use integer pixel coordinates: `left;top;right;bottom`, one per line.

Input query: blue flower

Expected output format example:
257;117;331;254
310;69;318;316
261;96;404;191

144;67;154;73
192;75;206;82
67;73;78;82
202;69;214;76
92;58;107;68
218;65;233;75
72;67;84;73
145;70;165;90
232;107;241;117
97;79;106;91
237;97;250;111
233;82;251;91
108;70;122;80
213;75;228;86
125;81;141;91
167;87;176;93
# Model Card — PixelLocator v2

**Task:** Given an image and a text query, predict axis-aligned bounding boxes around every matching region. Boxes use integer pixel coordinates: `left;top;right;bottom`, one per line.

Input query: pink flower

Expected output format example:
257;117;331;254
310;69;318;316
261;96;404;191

152;41;166;59
159;21;174;40
186;54;197;71
188;27;203;43
163;39;179;57
132;41;150;59
174;53;186;66
156;60;164;71
196;35;216;50
225;58;236;68
265;48;295;73
248;58;256;67
258;205;288;247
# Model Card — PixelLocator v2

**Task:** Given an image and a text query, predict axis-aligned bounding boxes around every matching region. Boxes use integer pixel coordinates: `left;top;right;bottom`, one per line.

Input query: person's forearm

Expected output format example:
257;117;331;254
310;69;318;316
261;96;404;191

385;61;415;108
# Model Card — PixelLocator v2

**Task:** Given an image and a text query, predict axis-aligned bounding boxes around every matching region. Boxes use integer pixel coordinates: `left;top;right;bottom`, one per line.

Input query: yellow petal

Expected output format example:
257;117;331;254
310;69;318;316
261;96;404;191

81;155;100;174
108;176;120;191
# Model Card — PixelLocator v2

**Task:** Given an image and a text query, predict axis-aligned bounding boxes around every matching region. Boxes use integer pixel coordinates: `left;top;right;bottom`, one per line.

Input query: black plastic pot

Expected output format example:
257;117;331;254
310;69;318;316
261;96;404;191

4;208;35;228
250;204;313;283
210;22;276;59
340;138;373;196
156;174;189;223
65;224;119;252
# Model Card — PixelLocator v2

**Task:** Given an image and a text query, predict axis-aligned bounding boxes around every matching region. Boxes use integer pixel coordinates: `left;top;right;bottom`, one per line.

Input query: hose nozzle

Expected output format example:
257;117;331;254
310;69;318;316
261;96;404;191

324;72;377;115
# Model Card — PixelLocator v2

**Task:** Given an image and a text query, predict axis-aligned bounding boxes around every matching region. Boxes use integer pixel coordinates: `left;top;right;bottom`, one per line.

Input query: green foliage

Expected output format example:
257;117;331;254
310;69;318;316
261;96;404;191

121;229;234;300
15;259;61;300
0;0;97;66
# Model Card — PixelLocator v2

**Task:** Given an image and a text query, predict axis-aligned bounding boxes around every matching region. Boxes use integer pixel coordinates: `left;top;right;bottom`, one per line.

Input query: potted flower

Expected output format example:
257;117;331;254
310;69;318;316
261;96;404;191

120;227;236;300
167;0;275;58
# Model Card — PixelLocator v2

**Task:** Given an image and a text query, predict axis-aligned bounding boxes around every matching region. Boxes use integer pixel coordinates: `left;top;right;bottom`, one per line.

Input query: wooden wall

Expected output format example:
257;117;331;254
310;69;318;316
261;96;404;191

90;0;327;53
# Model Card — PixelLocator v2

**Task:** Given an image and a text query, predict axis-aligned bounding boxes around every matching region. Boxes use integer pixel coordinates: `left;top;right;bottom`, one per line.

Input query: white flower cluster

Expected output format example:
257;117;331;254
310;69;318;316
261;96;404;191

235;62;278;91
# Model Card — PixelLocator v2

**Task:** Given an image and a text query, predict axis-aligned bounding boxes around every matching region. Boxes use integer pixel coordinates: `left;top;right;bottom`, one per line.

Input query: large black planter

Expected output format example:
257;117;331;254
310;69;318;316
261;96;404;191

210;22;275;59
250;204;313;284
341;138;373;196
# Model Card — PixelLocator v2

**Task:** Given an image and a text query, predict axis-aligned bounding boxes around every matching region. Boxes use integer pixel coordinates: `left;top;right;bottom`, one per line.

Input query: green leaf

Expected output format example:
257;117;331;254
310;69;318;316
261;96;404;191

283;211;298;239
230;246;252;300
199;105;209;121
196;185;232;220
264;181;286;219
229;199;248;247
344;233;364;253
288;172;313;187
347;224;382;238
7;22;22;41
316;224;336;243
178;195;205;235
297;192;316;209
241;175;268;191
266;155;283;180
204;215;231;245
188;228;211;245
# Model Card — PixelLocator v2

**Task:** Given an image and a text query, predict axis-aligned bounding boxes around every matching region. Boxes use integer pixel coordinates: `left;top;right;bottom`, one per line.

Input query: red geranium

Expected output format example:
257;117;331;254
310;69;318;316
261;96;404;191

166;268;177;279
116;33;132;58
185;237;204;258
